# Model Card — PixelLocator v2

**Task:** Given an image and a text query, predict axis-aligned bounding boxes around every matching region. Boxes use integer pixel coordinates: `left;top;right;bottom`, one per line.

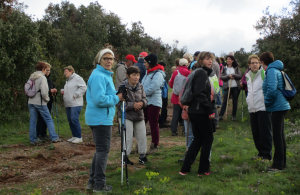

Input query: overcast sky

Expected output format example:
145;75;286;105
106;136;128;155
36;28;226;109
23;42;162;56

24;0;291;56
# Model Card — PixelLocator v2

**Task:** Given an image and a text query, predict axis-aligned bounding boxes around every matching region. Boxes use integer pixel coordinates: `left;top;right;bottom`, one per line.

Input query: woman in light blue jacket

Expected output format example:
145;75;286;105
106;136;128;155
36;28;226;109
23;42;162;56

85;48;124;193
141;53;166;154
261;51;290;172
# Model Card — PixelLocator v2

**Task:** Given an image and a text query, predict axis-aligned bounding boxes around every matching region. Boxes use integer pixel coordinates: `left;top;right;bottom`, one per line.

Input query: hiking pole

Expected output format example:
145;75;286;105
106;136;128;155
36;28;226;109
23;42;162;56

186;118;189;152
119;84;129;187
224;79;232;121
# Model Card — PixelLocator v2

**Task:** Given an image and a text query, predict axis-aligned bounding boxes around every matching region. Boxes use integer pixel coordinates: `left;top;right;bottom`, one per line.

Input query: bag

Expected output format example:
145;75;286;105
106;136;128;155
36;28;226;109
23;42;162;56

179;69;201;105
209;75;220;95
173;70;187;95
161;80;168;98
280;71;297;101
25;79;40;97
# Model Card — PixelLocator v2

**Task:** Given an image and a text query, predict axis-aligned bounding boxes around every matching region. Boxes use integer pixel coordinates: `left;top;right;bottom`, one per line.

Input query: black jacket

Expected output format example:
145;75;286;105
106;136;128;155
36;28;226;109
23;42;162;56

46;74;55;103
188;66;213;115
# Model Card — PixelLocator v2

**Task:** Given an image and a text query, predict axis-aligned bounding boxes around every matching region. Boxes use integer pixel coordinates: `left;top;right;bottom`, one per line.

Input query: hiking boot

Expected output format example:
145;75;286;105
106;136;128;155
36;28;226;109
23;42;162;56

219;116;223;121
267;167;280;173
139;157;148;165
172;132;178;136
159;123;170;128
30;142;38;146
93;185;112;193
86;182;94;191
231;116;236;121
122;156;134;165
52;138;63;143
37;137;45;143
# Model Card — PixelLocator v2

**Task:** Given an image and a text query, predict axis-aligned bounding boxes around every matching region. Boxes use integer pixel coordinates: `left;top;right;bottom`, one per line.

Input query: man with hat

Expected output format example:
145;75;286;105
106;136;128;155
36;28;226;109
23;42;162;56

134;52;148;82
115;54;137;90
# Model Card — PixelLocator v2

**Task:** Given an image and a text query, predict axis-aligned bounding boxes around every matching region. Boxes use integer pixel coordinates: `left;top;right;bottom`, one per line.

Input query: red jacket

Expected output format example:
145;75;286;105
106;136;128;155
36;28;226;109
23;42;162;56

169;66;191;105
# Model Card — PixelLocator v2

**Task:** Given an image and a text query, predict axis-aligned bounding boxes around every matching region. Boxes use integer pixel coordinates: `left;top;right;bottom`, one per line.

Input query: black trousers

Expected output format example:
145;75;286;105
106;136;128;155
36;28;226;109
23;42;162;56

171;104;182;133
159;97;168;124
219;87;239;117
250;111;272;160
271;110;288;170
181;114;213;174
36;101;53;137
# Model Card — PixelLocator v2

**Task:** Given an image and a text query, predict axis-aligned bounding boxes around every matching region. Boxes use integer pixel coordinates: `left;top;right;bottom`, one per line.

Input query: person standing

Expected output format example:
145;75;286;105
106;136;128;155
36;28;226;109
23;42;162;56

219;55;242;121
28;61;61;145
142;53;165;154
260;51;291;172
85;48;125;193
61;66;87;144
117;66;148;165
180;52;215;176
134;52;148;82
169;59;191;136
245;55;272;161
36;62;57;141
115;54;137;90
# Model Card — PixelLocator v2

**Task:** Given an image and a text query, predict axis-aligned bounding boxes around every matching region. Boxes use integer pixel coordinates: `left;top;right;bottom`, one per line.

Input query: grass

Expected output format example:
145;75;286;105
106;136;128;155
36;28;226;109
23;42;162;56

1;93;300;194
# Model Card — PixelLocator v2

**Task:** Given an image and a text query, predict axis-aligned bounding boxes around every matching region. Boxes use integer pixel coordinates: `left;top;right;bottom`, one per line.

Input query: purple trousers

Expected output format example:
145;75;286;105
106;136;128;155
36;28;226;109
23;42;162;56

144;105;160;146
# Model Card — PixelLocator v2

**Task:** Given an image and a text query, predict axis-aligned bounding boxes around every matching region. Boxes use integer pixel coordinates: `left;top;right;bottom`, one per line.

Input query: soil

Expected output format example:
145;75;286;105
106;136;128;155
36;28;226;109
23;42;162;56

0;101;184;194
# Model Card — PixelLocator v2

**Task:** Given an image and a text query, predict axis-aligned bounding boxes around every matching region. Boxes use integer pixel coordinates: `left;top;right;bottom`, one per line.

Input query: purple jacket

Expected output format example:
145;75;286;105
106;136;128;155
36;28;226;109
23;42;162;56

241;68;250;91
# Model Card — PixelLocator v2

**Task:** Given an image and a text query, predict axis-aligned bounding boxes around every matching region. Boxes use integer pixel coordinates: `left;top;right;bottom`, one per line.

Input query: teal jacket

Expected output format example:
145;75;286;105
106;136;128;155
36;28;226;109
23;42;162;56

262;60;290;112
85;65;119;126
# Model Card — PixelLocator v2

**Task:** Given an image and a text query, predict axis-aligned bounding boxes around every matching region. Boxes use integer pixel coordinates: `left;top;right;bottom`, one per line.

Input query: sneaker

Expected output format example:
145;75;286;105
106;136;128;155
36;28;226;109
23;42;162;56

146;143;158;155
217;105;221;108
215;125;219;129
52;138;63;143
86;182;94;191
179;172;188;175
67;137;76;142
71;137;83;144
30;142;38;146
231;116;236;121
172;132;178;136
198;171;214;176
37;137;45;143
219;116;223;121
123;156;134;165
93;185;112;193
139;157;148;165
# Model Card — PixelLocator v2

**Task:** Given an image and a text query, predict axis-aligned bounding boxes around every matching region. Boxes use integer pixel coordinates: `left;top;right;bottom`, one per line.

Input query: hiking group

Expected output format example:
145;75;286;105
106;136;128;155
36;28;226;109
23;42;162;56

26;48;294;193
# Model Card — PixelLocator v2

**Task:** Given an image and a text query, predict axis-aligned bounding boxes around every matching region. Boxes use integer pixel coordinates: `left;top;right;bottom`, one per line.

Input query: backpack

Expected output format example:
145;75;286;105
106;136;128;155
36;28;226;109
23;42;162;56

25;79;42;105
173;70;187;95
280;71;297;101
179;68;202;105
161;80;169;98
209;75;220;95
25;79;40;97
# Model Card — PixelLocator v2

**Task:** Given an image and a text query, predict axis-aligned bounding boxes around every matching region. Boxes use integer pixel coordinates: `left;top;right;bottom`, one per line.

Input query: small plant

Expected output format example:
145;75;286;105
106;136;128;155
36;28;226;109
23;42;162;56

134;187;152;195
30;188;42;195
242;117;248;122
47;144;55;150
228;126;232;131
146;172;159;180
160;177;170;184
245;138;250;142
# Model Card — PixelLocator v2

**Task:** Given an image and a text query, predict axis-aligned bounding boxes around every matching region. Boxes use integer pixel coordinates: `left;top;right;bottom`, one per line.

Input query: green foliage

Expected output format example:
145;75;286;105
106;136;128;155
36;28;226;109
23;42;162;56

254;0;300;112
234;48;252;68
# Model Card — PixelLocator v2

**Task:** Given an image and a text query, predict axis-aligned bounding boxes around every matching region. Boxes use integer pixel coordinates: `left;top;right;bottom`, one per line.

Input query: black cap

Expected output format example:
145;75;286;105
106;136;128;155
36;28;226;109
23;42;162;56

144;53;158;66
194;51;200;56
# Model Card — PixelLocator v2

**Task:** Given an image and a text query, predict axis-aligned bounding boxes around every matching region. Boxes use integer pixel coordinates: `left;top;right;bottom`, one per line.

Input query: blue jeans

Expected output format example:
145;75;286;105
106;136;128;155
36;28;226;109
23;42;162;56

88;125;112;187
216;90;222;106
66;106;82;138
28;104;58;143
184;120;193;148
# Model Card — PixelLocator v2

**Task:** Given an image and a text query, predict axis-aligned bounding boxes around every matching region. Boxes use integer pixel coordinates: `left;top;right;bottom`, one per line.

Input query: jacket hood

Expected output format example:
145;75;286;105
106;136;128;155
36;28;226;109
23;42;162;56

30;71;44;80
147;64;165;75
267;60;284;71
67;73;79;81
96;64;113;76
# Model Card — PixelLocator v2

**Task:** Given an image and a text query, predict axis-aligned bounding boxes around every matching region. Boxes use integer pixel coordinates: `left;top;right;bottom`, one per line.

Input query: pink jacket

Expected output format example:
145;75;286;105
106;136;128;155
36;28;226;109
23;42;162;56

219;64;224;86
169;66;191;105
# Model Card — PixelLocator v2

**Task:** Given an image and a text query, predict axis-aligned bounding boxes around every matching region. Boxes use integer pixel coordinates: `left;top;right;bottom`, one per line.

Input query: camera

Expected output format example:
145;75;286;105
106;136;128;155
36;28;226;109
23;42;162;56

117;84;128;101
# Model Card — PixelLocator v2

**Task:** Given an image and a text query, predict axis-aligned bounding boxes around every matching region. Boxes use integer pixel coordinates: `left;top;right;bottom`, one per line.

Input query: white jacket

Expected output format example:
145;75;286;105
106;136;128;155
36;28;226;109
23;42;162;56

246;68;266;113
63;73;87;107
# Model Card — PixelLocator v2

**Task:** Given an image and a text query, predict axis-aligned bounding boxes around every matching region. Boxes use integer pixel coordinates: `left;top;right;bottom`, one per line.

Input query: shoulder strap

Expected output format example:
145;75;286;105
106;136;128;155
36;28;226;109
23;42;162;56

177;70;181;76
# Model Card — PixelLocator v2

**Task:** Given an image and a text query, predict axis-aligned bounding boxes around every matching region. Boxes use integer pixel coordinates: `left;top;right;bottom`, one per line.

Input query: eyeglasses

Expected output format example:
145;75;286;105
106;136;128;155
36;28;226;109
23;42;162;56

102;57;114;61
250;62;259;65
46;70;50;72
